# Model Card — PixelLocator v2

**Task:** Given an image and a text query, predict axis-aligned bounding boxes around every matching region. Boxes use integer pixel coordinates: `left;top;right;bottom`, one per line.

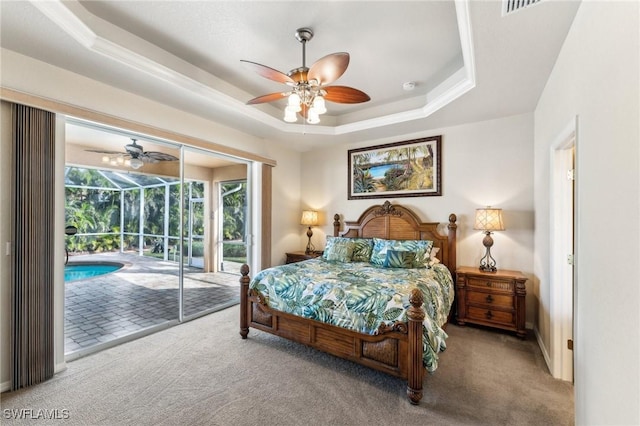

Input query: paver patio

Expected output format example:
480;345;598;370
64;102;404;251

65;252;241;355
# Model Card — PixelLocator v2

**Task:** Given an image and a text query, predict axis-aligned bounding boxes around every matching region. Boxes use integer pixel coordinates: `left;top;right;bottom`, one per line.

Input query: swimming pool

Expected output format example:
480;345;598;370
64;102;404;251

64;262;124;282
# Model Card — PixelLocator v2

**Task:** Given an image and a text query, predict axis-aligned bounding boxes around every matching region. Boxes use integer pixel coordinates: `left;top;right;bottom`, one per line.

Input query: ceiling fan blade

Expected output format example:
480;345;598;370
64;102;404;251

143;152;179;161
85;149;123;154
246;92;288;105
241;60;295;85
323;86;371;104
308;52;349;86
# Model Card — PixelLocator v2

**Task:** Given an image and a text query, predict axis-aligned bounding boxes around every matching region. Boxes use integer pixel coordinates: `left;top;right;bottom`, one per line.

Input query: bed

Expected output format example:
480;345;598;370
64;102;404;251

239;201;457;404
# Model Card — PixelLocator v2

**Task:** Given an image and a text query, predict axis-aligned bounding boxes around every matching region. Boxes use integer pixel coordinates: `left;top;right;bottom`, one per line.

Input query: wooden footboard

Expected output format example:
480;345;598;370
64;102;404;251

239;264;426;404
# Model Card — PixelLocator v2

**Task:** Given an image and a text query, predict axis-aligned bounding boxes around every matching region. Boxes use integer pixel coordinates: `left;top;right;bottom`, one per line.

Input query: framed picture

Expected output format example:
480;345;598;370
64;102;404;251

348;136;441;199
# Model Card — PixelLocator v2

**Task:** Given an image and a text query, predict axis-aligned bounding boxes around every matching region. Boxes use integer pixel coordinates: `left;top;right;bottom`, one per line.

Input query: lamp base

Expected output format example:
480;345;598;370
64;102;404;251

478;231;498;272
305;227;315;254
479;264;497;272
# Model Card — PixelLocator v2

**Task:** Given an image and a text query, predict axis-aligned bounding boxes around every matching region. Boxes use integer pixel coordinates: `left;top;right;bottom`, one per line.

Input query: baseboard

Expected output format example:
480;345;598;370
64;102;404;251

1;361;68;394
533;325;552;374
55;361;67;374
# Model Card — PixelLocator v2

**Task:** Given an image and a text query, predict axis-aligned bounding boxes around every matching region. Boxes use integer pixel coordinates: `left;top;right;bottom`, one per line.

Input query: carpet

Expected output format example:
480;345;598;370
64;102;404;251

1;306;574;425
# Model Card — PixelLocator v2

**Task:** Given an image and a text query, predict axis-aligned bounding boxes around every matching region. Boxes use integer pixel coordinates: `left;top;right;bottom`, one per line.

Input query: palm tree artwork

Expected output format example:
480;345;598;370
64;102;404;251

349;137;440;197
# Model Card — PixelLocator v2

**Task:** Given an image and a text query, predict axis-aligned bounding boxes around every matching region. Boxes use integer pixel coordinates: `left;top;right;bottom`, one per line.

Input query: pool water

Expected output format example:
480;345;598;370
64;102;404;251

368;164;403;179
64;263;123;282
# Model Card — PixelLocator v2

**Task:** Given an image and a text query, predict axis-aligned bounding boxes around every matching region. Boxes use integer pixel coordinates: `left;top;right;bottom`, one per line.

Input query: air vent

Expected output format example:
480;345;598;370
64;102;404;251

503;0;542;15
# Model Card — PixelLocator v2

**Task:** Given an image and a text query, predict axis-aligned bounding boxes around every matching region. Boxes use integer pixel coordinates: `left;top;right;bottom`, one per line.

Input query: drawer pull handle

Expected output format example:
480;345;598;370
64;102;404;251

486;281;492;287
486;295;494;303
485;311;493;319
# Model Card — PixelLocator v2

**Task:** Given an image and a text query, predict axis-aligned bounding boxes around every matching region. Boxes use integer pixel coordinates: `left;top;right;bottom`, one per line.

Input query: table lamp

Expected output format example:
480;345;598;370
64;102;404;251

474;207;505;272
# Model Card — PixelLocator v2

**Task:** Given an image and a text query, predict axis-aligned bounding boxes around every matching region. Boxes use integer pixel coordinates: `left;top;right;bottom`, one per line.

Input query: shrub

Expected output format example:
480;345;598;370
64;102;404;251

223;243;246;258
183;241;204;257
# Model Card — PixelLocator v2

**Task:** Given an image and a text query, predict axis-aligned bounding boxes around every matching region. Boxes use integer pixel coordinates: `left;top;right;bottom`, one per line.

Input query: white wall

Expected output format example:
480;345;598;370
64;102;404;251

534;1;639;424
0;50;303;389
269;143;304;265
301;113;535;320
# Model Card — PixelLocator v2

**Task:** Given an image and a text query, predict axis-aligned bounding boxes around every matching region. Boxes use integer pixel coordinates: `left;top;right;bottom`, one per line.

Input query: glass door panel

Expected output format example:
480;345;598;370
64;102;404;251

63;120;182;356
181;148;249;319
219;181;247;275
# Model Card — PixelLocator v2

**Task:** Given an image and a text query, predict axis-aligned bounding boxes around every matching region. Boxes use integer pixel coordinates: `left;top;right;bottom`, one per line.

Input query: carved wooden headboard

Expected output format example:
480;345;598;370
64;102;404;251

333;201;457;274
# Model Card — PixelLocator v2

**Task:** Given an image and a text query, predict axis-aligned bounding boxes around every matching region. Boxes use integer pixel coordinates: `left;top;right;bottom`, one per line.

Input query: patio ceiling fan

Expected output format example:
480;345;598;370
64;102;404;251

241;27;370;124
86;138;178;170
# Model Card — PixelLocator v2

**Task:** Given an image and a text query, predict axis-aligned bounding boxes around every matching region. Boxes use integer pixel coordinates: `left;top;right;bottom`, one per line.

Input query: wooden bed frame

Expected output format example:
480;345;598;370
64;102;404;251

239;201;457;404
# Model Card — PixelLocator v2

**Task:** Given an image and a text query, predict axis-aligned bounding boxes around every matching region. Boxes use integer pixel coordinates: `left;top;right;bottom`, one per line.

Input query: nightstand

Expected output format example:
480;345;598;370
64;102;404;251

455;266;527;338
285;251;323;264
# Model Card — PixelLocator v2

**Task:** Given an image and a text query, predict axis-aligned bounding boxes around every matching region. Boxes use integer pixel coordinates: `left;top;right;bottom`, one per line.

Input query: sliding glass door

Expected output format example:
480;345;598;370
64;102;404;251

64;119;252;356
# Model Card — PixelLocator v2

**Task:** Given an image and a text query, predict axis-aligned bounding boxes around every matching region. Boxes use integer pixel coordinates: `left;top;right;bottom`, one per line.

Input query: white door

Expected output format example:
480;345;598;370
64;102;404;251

550;123;576;382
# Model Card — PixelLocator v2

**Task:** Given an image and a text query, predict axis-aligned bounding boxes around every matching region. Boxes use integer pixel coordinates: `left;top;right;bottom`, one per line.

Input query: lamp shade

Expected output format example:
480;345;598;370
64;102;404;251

300;210;318;226
474;208;505;232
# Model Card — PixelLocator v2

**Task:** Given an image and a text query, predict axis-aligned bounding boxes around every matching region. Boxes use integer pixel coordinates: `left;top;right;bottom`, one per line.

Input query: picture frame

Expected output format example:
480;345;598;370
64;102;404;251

348;136;442;199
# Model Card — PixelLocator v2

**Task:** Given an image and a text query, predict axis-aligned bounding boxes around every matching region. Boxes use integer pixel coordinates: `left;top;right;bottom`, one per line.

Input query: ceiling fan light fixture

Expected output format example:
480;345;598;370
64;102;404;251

288;92;301;108
285;104;300;114
86;137;178;169
307;110;320;124
284;108;298;122
311;95;326;114
242;27;369;125
129;158;144;170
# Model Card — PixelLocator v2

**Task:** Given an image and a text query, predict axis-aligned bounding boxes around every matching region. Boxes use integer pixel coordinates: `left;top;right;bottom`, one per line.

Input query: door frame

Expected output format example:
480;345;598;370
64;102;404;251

549;116;578;381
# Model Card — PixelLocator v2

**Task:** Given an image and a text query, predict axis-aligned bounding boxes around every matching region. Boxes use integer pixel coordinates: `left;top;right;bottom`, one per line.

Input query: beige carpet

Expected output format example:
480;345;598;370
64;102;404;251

1;306;573;425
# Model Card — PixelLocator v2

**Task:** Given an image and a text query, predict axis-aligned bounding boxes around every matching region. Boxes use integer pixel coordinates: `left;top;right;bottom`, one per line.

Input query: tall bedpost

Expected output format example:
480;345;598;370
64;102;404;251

406;288;425;405
448;214;458;274
333;213;341;237
239;264;250;339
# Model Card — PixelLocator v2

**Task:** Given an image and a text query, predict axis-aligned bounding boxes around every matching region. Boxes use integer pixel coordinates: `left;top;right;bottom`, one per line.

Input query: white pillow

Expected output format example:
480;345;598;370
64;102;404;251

428;247;441;266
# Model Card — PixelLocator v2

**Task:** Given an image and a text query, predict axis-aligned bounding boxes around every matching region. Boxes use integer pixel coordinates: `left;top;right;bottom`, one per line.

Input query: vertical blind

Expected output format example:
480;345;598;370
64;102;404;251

10;103;56;390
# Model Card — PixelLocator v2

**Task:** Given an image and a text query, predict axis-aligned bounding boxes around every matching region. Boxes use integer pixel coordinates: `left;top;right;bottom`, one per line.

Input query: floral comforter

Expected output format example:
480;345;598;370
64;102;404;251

249;259;455;372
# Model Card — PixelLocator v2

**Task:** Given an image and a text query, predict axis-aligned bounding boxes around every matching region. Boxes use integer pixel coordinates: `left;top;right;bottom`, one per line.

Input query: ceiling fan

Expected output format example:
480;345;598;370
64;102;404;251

241;27;370;124
86;138;178;170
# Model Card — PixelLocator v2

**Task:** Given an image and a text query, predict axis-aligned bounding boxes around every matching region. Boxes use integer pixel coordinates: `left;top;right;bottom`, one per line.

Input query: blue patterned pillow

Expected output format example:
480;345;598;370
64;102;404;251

350;238;374;262
323;236;355;263
383;250;416;268
370;238;433;268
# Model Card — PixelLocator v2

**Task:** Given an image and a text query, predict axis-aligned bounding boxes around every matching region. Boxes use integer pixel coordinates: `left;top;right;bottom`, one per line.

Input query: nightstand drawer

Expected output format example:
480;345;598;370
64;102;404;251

456;266;527;338
467;306;514;326
467;277;513;293
467;291;513;308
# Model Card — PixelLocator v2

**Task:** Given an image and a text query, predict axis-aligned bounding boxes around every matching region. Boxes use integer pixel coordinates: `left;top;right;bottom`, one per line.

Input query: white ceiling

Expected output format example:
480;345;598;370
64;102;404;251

0;0;580;152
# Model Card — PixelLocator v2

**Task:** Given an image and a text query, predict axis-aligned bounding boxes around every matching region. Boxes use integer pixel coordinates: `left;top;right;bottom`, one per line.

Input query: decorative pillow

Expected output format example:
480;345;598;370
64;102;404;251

322;236;355;263
370;238;434;268
382;250;416;268
350;238;374;262
427;247;441;267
